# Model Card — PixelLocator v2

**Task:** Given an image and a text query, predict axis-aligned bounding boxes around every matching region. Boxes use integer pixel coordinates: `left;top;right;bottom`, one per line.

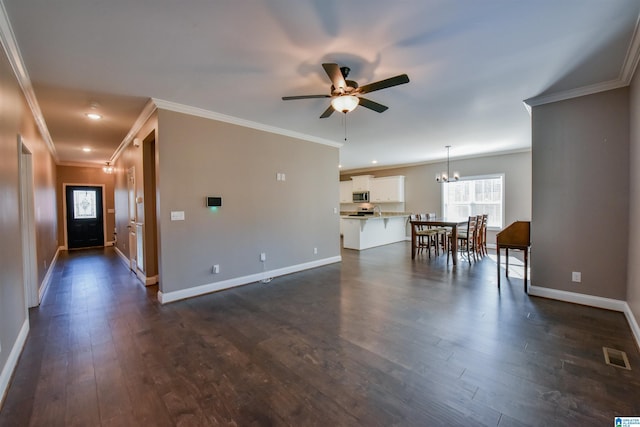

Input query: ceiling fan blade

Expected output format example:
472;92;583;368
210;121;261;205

282;95;330;100
322;63;347;92
358;97;388;113
357;74;410;94
319;105;335;118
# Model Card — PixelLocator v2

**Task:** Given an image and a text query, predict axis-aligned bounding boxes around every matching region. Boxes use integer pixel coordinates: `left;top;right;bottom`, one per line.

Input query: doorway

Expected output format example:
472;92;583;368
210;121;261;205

65;185;105;249
19;135;38;308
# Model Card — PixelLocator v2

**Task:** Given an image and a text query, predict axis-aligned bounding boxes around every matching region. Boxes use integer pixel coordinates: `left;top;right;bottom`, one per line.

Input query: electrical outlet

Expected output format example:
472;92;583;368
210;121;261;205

260;252;266;262
572;271;581;283
213;264;220;274
313;247;318;255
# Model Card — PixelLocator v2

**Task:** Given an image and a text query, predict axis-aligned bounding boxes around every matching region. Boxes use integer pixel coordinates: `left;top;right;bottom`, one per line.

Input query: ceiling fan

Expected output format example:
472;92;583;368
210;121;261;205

282;63;410;118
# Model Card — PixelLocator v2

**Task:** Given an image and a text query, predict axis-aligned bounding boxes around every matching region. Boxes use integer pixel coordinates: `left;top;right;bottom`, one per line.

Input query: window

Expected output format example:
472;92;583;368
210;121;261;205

442;175;503;228
73;189;97;219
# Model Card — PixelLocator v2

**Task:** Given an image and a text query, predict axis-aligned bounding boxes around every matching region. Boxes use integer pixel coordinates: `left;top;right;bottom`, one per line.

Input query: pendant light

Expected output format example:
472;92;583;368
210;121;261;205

103;161;114;174
435;145;459;183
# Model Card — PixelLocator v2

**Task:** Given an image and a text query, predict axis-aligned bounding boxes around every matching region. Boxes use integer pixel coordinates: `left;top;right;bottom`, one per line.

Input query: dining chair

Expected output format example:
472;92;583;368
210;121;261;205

427;212;448;255
414;213;440;257
481;214;488;255
474;215;485;258
448;215;477;263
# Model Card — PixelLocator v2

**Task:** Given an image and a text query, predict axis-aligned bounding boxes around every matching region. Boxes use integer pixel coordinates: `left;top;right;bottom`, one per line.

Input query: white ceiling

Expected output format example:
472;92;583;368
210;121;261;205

2;0;640;170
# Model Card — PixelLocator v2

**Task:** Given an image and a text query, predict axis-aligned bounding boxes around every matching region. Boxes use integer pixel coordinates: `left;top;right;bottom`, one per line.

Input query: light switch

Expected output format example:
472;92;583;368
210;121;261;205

170;211;185;221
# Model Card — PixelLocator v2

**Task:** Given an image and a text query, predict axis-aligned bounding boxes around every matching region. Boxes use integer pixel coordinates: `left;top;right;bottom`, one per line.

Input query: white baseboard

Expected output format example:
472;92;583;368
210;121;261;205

114;246;129;268
623;304;640;352
38;246;61;303
528;286;628;311
144;275;158;286
158;255;342;304
113;246;157;286
0;319;29;408
529;285;640;350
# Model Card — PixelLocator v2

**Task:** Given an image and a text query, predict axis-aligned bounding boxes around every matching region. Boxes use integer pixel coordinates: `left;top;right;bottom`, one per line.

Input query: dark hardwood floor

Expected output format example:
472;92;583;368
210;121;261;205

1;243;639;426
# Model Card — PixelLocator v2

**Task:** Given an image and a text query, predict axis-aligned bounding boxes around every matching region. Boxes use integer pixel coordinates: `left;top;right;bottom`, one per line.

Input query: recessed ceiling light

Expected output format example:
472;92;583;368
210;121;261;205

372;160;378;164
85;112;102;120
82;147;91;152
338;164;342;169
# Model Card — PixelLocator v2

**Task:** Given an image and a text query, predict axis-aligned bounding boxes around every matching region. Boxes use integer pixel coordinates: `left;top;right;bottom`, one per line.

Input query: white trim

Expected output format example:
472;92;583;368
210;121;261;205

18;138;38;308
110;99;157;163
528;285;640;351
620;13;640;84
114;245;129;267
144;275;158;286
0;319;29;408
38;246;61;304
134;268;157;286
528;285;628;311
623;304;640;352
152;98;343;149
525;14;640;107
524;79;627;107
158;256;342;304
0;2;57;162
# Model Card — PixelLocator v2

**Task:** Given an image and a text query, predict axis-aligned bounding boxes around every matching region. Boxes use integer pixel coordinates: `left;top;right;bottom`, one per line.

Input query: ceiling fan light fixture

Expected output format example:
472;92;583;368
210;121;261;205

331;95;359;113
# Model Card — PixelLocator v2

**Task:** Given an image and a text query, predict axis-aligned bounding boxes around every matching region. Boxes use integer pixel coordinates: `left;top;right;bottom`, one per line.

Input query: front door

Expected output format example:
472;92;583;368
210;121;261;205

66;185;104;249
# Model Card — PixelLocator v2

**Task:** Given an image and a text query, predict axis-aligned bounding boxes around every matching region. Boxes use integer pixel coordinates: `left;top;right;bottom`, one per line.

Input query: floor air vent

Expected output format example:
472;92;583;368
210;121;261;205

603;347;631;370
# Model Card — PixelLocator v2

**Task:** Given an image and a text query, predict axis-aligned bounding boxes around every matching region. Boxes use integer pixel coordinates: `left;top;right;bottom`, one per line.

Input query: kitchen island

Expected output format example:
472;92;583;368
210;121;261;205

341;214;409;250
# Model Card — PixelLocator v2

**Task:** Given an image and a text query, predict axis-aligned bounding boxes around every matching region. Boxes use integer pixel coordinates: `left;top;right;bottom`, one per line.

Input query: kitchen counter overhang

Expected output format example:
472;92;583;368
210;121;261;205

341;214;409;250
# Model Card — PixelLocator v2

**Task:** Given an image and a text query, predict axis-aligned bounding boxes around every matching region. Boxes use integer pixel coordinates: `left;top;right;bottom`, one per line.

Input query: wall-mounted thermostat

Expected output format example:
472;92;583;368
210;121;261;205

206;197;222;207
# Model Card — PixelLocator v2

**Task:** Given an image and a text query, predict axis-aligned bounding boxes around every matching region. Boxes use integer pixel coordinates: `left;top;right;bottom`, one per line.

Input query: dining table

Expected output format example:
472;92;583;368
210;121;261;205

409;218;468;265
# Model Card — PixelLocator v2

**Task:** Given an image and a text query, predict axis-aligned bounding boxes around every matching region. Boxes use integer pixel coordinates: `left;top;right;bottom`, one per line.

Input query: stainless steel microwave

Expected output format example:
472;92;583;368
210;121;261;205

352;191;369;203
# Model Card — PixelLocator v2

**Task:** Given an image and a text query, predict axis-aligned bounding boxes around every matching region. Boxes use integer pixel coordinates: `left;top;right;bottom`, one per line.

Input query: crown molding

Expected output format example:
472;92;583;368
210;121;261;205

523;78;628;107
621;13;640;84
152;98;343;149
525;13;640;108
0;1;58;162
339;147;532;174
110;98;157;163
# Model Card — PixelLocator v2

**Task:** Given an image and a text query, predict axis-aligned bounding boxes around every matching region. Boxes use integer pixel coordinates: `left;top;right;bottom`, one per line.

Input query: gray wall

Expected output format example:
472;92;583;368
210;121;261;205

117;108;341;297
629;68;640;326
156;109;340;294
0;42;58;399
342;150;532;242
532;88;629;299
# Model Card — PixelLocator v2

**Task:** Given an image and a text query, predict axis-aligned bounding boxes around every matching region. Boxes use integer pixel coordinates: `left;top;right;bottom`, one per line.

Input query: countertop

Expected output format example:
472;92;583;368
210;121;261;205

340;213;410;220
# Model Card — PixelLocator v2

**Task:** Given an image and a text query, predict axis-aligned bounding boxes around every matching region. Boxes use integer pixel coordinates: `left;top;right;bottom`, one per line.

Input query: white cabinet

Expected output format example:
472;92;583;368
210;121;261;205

339;181;352;203
350;175;373;192
370;176;405;203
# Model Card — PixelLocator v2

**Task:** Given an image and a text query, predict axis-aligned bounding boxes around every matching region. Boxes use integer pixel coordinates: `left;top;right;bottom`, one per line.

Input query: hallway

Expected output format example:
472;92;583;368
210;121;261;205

1;245;639;426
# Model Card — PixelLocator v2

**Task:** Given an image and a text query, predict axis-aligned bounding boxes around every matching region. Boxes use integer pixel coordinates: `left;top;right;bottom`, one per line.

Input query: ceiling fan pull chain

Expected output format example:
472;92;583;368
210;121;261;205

343;113;348;142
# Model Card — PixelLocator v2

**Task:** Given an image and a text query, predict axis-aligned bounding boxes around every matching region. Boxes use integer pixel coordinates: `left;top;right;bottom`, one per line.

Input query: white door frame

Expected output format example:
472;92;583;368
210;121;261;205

127;166;137;270
18;135;39;308
62;183;107;250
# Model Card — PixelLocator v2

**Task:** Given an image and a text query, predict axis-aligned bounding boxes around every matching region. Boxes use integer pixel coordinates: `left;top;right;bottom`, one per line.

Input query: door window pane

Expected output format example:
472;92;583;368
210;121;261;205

73;190;97;219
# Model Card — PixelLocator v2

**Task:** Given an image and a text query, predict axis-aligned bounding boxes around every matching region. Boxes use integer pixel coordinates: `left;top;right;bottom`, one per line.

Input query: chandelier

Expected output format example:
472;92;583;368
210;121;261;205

435;145;459;183
103;161;114;174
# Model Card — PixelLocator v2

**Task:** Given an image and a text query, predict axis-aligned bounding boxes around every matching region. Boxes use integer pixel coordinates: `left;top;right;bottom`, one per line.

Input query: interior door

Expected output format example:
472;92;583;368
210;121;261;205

66;185;104;249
